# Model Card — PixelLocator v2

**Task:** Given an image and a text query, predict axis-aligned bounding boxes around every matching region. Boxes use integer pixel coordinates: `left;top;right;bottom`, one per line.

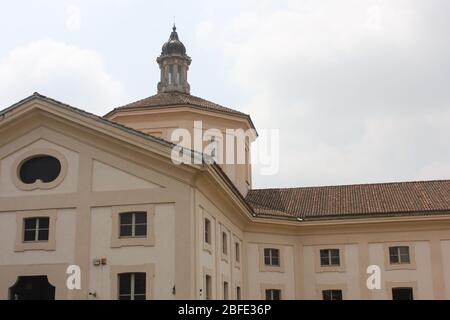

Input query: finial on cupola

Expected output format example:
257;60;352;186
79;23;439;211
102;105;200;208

156;25;192;94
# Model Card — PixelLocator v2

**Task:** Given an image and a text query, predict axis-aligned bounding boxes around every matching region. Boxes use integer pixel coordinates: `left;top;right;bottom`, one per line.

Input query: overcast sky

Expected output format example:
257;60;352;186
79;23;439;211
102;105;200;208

1;0;449;189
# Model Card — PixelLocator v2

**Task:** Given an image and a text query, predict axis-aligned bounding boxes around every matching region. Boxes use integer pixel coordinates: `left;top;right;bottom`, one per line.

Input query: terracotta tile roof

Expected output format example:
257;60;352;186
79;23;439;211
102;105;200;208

246;180;450;220
106;92;249;118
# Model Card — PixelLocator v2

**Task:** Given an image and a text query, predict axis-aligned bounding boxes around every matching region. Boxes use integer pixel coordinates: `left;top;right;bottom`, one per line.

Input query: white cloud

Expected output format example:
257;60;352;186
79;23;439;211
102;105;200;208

0;39;126;115
220;0;450;187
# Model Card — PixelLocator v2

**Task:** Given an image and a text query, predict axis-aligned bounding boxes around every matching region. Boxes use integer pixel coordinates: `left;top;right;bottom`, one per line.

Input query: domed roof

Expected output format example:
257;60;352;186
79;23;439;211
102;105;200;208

161;25;187;55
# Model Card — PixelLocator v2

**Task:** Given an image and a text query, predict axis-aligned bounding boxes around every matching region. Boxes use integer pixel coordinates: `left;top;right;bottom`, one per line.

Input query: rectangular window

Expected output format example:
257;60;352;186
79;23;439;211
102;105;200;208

223;281;229;300
235;242;240;263
392;288;414;300
119;212;147;238
23;217;49;242
320;249;340;267
265;289;281;300
118;273;146;300
264;248;280;267
204;218;211;244
222;232;228;255
322;290;343;300
389;246;410;264
205;275;212;300
236;286;241;300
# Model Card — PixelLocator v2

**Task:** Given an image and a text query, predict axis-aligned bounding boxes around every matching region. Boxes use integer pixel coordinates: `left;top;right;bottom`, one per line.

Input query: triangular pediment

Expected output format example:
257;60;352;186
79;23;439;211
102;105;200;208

92;160;163;191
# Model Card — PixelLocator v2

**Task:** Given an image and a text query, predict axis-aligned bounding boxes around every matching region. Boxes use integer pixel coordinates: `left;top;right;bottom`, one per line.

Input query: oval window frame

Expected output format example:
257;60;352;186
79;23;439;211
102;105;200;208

13;149;68;191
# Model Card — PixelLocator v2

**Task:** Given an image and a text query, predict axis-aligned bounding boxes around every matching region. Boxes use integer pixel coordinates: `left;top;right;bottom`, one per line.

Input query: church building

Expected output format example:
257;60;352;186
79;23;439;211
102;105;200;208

1;26;450;300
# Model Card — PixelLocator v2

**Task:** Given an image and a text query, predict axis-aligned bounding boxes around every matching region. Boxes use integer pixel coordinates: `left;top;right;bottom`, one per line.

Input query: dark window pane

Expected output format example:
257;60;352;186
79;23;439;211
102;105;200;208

264;249;270;264
390;254;399;264
120;225;132;237
320;250;328;259
272;249;279;259
400;254;410;264
399;247;410;263
118;274;131;295
323;291;332;300
38;229;49;241
331;256;340;266
24;218;37;230
266;289;280;300
204;219;210;243
24;230;36;242
205;275;212;300
321;256;330;266
333;291;343;300
389;247;397;257
19;156;61;184
134;273;146;295
134;295;146;300
222;233;227;254
134;213;147;224
330;249;340;258
38;218;49;229
389;246;411;264
323;290;342;300
120;213;133;225
134;225;147;237
392;288;413;300
272;290;281;300
272;256;280;267
118;295;131;300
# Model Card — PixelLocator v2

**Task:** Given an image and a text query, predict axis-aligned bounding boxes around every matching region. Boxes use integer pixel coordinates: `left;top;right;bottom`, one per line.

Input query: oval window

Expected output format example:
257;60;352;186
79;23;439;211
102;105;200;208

19;155;62;184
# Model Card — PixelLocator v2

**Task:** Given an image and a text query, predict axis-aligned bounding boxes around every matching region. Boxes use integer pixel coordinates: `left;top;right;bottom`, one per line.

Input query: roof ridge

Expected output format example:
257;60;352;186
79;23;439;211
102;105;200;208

0;92;177;149
249;179;450;192
106;92;249;117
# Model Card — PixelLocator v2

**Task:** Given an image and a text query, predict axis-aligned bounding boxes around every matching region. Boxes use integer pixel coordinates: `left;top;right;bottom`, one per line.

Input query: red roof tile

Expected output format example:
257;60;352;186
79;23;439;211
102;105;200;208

106;92;249;118
246;180;450;220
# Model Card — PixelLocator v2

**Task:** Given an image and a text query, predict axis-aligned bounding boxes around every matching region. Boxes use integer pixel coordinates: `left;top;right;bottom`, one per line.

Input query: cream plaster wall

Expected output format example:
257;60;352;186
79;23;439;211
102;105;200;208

1;101;450;301
0;139;79;197
89;204;176;300
303;244;360;300
107;109;254;196
441;240;450;299
368;241;434;300
245;240;296;300
91;160;161;192
0;209;76;265
195;189;244;300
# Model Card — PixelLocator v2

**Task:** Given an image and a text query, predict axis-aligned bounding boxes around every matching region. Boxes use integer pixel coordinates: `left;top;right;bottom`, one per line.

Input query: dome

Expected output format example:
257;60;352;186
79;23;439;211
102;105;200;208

161;25;187;55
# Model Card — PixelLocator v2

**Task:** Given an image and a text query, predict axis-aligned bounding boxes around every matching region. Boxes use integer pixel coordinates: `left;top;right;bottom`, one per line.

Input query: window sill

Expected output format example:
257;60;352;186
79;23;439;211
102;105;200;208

221;253;229;263
111;236;155;248
385;263;416;271
203;242;213;255
15;242;55;252
260;265;285;273
316;265;346;273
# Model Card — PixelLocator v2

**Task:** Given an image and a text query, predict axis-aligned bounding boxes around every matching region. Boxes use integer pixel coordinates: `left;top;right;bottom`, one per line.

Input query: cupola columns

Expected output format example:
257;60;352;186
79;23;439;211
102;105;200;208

157;25;192;94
